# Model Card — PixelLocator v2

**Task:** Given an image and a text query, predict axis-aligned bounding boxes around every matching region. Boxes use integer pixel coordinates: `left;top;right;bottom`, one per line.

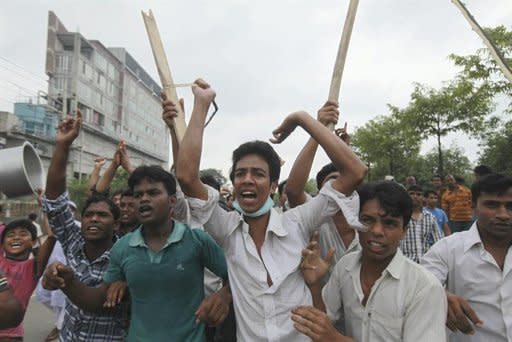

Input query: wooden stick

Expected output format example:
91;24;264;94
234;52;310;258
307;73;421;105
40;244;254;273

451;0;512;83
328;0;360;130
141;10;187;142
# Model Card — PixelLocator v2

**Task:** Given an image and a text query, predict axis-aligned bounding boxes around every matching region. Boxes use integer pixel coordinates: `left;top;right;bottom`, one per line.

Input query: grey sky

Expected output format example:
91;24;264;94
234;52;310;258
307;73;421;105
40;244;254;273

1;1;510;181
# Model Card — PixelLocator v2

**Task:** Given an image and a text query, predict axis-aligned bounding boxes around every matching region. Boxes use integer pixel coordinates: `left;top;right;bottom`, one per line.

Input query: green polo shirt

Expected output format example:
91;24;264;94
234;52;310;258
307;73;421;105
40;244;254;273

103;221;228;342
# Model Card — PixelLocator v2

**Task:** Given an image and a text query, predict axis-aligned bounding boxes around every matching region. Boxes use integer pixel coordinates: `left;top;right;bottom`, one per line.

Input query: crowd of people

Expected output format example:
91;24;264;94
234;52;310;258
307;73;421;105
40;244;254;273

0;79;510;342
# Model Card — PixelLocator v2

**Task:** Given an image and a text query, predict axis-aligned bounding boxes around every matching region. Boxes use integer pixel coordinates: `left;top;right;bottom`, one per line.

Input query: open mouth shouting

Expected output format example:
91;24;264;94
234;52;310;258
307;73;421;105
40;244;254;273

138;204;153;218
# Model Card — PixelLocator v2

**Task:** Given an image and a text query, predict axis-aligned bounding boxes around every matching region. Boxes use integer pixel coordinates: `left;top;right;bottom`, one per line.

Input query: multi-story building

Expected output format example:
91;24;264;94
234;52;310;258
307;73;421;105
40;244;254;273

43;10;168;177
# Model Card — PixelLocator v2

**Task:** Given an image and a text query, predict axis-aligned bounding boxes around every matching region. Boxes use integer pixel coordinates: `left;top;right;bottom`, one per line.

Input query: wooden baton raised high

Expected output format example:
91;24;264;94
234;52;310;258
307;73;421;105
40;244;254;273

327;0;360;130
141;10;187;143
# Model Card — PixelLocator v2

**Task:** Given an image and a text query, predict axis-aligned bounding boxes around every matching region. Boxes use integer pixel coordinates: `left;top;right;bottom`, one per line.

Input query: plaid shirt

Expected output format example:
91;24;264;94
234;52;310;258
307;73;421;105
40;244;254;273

400;209;443;263
44;191;127;342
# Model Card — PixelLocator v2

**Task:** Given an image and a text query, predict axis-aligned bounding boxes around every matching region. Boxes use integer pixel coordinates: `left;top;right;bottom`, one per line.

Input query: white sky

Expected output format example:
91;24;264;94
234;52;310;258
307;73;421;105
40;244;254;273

0;1;510;182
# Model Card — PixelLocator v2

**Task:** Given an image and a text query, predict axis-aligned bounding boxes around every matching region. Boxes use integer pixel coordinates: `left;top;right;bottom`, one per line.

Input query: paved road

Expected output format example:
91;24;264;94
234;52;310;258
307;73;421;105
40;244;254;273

24;296;56;341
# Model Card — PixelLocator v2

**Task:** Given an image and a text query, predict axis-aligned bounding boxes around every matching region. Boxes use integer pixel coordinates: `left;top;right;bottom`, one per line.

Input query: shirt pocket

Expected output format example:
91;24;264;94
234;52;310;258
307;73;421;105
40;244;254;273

370;310;403;341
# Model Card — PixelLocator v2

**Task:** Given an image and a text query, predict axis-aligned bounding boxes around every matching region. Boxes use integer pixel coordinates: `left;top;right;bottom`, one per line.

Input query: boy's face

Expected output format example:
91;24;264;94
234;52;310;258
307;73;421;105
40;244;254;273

133;179;176;226
426;193;438;208
2;227;34;260
233;154;277;213
119;195;138;227
358;198;406;263
432;177;442;188
408;190;423;208
81;201;117;241
475;189;512;242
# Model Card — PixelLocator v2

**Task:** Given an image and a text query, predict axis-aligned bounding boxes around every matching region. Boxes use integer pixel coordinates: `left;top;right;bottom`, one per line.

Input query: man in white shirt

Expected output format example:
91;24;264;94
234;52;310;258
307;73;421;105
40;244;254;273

293;181;447;342
175;79;368;341
421;173;512;342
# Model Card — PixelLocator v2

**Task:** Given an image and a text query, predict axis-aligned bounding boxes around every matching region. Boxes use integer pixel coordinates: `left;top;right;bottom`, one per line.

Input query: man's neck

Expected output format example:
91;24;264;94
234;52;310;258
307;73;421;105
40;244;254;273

246;212;271;249
120;222;139;235
84;239;113;262
142;218;174;242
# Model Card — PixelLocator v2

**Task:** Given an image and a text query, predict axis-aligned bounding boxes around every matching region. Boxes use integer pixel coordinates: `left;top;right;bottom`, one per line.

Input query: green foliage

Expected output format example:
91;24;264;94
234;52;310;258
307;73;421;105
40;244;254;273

409;146;472;186
352;111;421;181
479;120;512;175
449;25;512;113
399;79;494;175
67;169;131;215
303;179;318;195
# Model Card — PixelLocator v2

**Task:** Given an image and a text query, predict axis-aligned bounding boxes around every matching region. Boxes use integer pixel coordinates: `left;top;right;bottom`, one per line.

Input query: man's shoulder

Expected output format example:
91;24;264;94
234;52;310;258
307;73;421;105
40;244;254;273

402;257;444;291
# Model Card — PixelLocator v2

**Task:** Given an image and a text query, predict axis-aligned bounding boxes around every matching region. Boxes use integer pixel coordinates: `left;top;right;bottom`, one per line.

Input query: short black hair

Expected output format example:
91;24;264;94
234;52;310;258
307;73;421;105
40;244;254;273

229;141;281;184
128;165;177;195
120;188;133;199
111;189;123;198
316;163;338;189
358;181;413;228
407;184;423;193
201;174;221;191
278;180;287;195
1;219;37;243
471;173;512;205
82;195;120;221
455;175;465;185
423;189;438;198
473;165;493;176
432;174;442;180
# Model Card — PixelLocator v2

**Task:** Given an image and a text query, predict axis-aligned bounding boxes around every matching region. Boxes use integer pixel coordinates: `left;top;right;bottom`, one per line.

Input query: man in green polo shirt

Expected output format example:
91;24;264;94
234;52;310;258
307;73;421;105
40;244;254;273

43;165;229;342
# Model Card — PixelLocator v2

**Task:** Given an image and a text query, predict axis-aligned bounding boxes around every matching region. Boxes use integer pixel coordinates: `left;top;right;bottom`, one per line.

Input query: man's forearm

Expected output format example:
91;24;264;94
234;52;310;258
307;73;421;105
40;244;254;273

46;143;71;199
294;113;367;195
62;278;108;314
286;137;318;207
95;162;118;194
309;284;326;312
176;101;209;199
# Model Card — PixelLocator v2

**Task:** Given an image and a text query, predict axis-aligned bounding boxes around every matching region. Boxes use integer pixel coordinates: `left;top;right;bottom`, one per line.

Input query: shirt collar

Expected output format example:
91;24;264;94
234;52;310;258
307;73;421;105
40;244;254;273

128;220;186;248
463;222;482;254
229;207;288;237
346;249;405;280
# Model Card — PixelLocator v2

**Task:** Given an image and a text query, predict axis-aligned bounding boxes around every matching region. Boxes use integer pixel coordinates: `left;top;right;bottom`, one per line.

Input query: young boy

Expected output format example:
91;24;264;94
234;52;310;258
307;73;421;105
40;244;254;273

293;181;447;342
0;219;56;340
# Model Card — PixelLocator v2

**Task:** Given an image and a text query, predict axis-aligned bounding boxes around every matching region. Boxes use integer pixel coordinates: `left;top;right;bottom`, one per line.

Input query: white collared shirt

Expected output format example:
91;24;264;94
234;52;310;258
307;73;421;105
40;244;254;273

421;222;512;342
185;180;360;342
323;250;447;342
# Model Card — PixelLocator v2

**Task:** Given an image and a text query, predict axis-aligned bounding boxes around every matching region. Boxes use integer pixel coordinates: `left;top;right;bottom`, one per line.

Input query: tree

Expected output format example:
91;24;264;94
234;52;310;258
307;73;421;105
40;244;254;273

399;79;494;176
479;120;512;175
409;145;472;185
352;109;421;181
449;25;512;113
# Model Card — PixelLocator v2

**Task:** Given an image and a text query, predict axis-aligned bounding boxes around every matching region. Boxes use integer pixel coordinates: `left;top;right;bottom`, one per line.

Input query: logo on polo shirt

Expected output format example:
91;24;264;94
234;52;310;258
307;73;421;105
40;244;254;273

176;263;184;271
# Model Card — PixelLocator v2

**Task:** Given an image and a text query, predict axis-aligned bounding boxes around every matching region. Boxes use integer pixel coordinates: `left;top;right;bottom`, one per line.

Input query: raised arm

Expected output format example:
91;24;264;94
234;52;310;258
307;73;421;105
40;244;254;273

46;111;82;199
286;101;339;207
162;95;184;171
42;261;109;313
176;80;216;200
35;213;57;278
272;112;367;196
95;146;121;194
86;157;105;197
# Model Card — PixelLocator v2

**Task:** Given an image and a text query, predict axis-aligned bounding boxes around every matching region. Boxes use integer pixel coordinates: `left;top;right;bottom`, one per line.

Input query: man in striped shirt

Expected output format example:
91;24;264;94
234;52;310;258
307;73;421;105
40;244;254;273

42;111;128;341
401;185;442;263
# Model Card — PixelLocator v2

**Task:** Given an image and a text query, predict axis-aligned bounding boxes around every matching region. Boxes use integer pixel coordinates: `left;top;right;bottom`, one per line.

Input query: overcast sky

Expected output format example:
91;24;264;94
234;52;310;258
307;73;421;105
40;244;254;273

1;1;510;181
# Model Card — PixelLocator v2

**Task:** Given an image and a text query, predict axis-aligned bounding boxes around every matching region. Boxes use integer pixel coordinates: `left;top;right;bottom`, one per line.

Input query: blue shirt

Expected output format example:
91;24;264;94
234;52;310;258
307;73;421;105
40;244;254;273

424;207;448;235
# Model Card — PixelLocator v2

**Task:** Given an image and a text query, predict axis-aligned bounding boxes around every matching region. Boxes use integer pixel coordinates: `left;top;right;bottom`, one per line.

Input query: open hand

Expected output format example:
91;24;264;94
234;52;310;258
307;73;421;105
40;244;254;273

335;122;350;145
301;231;335;287
292;306;342;341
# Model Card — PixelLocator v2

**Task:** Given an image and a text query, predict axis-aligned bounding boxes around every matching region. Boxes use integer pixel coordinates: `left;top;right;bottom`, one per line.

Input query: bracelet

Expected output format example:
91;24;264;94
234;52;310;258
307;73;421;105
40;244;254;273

0;274;9;292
